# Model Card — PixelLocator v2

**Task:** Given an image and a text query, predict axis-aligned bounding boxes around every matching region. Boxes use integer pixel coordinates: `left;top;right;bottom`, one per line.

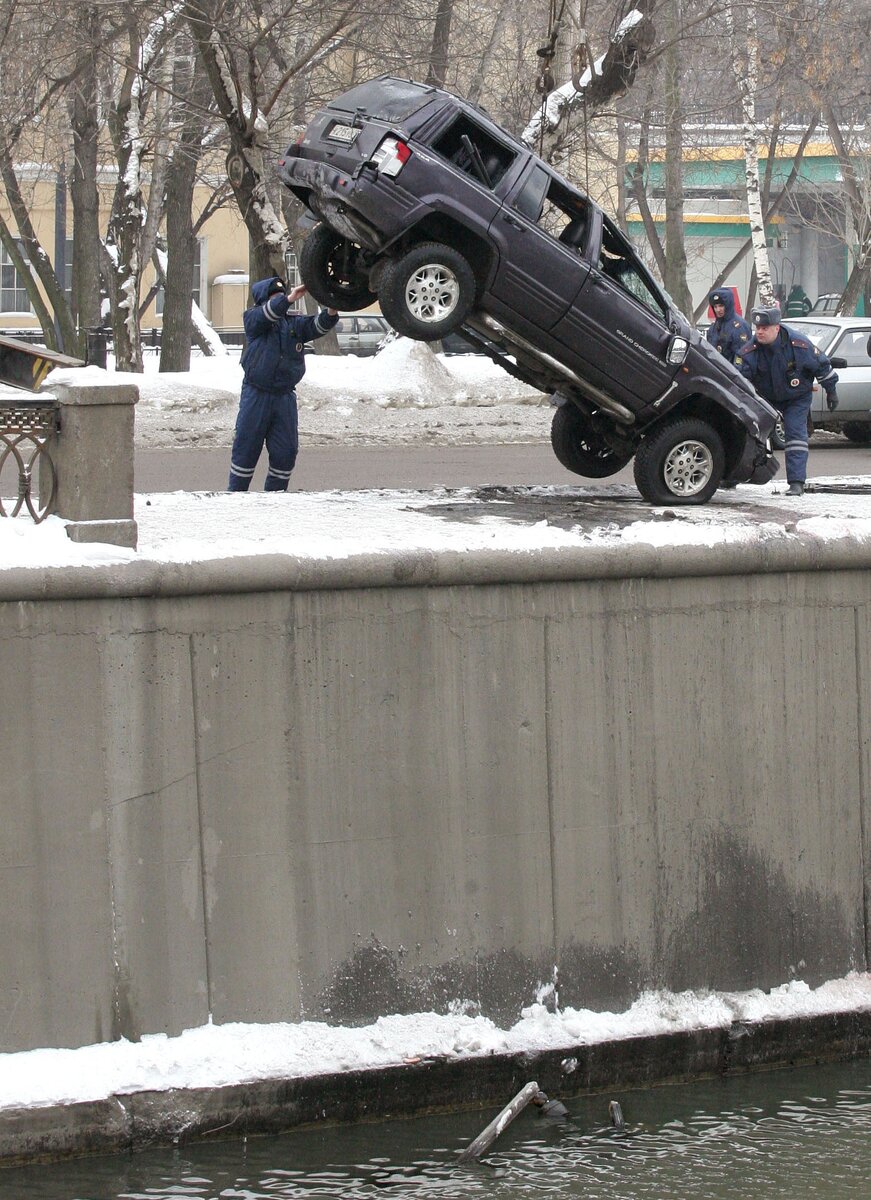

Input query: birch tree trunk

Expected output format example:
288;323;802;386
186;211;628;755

725;0;774;308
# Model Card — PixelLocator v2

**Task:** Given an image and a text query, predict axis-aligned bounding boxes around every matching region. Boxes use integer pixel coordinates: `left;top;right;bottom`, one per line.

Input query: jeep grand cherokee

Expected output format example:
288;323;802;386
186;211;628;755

279;75;778;504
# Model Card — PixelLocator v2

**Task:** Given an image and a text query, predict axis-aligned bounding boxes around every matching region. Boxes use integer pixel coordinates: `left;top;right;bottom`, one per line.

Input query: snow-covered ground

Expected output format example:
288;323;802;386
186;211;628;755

2;976;870;1112
3;339;871;1113
131;337;553;449
2;337;871;571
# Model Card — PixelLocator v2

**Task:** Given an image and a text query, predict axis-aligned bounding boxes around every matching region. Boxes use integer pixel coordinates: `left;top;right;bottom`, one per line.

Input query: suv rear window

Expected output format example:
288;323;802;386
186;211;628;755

430;115;516;189
327;77;434;122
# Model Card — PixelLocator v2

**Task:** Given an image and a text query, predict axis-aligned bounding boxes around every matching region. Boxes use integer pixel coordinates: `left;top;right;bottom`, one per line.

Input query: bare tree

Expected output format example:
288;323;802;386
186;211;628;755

520;2;658;158
182;0;358;281
103;5;185;372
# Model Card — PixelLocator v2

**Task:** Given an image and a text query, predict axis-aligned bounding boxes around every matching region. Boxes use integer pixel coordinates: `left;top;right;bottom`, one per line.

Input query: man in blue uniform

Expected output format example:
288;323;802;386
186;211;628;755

706;288;751;363
228;277;339;491
736;305;839;496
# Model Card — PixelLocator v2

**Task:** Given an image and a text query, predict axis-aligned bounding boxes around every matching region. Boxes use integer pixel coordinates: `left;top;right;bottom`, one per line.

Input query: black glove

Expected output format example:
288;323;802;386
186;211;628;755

826;389;839;411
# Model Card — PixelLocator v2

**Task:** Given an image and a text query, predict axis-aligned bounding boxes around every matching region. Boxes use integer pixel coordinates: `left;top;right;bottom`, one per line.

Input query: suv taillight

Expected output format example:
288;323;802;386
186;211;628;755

370;137;412;177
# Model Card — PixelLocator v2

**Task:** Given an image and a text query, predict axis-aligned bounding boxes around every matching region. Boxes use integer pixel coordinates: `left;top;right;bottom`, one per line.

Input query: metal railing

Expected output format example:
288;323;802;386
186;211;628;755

0;397;59;523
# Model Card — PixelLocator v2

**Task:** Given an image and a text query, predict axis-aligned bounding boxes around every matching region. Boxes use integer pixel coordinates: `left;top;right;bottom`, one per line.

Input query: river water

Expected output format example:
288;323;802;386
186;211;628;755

2;1059;869;1199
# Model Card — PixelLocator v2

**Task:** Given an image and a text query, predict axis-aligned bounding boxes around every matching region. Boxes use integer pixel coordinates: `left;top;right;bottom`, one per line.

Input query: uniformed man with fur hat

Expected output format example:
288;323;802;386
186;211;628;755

736;305;839;496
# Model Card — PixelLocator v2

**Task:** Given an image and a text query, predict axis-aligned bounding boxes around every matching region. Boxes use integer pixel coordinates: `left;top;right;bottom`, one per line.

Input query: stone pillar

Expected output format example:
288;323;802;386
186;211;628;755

41;369;138;549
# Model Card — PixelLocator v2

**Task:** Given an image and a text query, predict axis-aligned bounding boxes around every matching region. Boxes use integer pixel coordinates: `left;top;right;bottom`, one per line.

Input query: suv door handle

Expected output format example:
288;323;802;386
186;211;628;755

502;214;525;230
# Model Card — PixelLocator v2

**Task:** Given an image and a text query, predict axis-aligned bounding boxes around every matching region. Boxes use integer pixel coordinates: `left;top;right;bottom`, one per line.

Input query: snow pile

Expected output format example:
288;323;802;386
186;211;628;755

1;974;868;1112
106;337;546;416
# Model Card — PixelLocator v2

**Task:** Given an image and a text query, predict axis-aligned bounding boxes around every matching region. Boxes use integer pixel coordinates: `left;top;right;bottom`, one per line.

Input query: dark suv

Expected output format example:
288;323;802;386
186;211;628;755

279;76;778;504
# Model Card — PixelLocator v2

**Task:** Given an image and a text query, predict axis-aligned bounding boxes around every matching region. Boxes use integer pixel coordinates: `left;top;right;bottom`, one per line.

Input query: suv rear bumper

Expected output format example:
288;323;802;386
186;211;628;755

280;155;420;251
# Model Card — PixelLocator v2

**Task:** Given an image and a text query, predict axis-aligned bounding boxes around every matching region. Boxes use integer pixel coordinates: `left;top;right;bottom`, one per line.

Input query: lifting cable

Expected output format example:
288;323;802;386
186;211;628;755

535;0;593;195
535;0;567;158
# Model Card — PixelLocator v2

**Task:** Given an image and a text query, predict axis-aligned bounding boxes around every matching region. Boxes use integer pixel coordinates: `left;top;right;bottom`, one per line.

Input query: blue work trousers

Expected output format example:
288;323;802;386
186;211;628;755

228;383;298;491
778;394;812;485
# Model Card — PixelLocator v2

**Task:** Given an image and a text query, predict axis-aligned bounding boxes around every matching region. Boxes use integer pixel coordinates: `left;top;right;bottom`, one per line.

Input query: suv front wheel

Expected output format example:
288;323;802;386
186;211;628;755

551;403;633;477
633;417;725;505
378;242;476;341
299;226;376;311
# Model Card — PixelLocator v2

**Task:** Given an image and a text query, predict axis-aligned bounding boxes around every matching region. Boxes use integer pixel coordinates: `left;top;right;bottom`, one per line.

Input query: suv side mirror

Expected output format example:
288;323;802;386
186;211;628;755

829;356;848;369
666;335;689;365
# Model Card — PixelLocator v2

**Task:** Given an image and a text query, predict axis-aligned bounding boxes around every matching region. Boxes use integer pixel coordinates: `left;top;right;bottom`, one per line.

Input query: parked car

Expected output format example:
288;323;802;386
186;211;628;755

787;317;871;443
808;294;842;315
279;75;778;504
303;312;391;356
335;313;392;356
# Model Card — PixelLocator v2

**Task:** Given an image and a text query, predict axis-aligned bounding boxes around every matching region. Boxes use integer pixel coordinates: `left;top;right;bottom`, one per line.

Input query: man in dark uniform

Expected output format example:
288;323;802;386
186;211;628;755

736;305;839;496
706;287;751;363
228;278;339;491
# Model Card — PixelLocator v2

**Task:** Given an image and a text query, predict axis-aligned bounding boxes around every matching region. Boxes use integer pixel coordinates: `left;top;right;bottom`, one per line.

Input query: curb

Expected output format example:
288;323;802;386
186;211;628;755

4;526;871;601
2;1009;870;1166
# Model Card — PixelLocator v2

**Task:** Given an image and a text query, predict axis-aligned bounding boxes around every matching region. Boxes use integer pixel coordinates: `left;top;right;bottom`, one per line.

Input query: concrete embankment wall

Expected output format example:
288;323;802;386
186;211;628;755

2;543;870;1053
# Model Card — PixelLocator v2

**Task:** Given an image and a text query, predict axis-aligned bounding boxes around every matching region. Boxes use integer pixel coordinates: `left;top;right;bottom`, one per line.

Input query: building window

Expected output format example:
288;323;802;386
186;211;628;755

0;242;33;313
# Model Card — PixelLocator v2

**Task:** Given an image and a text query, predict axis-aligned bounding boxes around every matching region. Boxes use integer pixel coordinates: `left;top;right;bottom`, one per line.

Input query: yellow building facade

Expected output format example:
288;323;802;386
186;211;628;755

0;168;255;339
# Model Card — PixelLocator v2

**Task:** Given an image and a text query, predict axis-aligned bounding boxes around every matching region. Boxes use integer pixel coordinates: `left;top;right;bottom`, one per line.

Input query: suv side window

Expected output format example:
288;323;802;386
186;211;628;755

430;115;516;189
512;167;589;250
599;219;666;320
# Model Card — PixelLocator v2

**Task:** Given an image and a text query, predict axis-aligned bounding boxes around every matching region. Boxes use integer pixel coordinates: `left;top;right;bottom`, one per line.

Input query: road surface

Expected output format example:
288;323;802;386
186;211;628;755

135;439;870;494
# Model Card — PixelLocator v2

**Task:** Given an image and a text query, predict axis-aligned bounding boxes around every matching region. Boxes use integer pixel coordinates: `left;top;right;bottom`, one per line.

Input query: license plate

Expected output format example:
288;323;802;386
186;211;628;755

328;123;359;145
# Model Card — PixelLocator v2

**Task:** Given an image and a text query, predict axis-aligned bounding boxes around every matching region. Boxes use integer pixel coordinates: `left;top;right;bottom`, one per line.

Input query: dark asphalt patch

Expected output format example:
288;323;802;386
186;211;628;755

408;485;808;533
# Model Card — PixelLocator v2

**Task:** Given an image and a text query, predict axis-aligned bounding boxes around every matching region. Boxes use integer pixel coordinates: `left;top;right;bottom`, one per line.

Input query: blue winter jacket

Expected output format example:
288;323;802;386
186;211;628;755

736;324;838;406
705;288;751;363
241;276;339;393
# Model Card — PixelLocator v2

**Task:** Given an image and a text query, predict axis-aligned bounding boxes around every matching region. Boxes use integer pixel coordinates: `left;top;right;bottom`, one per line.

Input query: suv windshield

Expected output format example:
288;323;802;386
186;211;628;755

328;77;433;121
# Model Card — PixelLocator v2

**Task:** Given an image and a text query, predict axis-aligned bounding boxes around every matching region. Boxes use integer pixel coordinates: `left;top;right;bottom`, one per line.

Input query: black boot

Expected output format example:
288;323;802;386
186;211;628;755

786;481;804;496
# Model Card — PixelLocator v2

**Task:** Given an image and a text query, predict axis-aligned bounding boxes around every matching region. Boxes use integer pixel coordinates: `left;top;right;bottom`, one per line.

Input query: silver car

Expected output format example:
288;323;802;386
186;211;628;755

788;316;871;444
335;314;391;356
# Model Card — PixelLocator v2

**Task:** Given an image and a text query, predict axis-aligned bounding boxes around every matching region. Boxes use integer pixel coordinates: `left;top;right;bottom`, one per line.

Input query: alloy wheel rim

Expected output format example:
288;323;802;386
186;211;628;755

662;439;714;495
405;264;460;322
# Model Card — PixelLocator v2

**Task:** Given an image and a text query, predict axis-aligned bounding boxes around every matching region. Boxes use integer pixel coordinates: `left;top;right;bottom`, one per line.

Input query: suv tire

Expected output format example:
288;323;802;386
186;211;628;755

379;242;475;341
551;403;632;478
771;412;786;450
842;421;871;445
633;417;725;505
299;226;375;311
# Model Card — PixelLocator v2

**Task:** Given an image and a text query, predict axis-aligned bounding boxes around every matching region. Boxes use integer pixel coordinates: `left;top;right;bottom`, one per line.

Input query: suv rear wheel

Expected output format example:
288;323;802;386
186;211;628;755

551;403;633;477
633;417;725;505
299;226;376;311
379;242;475;341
